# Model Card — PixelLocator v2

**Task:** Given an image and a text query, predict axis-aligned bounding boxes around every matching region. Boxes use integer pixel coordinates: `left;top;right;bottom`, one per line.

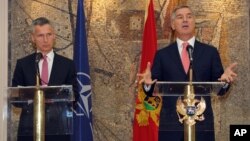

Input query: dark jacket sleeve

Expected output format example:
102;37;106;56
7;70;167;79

142;83;156;97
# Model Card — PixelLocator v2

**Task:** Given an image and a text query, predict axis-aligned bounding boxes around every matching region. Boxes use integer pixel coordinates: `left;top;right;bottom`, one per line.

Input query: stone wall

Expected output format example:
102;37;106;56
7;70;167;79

8;0;250;141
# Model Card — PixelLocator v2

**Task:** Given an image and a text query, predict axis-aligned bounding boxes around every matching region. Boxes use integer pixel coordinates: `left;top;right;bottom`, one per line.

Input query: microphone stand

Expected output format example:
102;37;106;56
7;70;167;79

183;60;196;141
34;54;45;141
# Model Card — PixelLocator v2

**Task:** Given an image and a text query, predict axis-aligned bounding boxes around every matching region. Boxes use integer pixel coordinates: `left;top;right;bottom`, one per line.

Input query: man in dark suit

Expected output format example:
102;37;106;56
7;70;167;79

12;17;77;141
138;5;237;141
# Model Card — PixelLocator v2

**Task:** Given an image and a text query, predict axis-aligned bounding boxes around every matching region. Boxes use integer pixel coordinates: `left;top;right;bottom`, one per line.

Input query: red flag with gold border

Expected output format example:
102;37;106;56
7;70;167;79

133;0;162;141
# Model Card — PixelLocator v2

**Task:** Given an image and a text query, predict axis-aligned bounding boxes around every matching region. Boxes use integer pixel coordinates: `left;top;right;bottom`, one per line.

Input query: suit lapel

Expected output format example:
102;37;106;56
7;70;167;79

192;40;207;82
193;40;204;70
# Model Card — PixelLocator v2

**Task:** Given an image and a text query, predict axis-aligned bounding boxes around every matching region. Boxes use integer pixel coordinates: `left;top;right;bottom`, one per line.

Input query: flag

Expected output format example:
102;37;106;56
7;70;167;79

73;0;93;141
133;0;162;141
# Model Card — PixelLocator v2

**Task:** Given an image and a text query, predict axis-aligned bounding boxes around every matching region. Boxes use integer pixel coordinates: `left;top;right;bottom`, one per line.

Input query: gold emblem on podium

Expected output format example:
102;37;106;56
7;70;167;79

176;96;206;125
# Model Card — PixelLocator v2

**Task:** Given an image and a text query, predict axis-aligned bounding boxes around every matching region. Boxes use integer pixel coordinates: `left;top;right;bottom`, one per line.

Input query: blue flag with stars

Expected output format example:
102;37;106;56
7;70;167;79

73;0;93;140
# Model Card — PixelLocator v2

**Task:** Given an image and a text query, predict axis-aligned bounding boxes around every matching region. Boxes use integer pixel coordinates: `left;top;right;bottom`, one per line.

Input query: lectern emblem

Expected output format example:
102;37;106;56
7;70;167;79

176;96;206;125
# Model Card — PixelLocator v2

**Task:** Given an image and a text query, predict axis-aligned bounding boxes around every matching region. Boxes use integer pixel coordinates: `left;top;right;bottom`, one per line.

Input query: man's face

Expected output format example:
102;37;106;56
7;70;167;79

171;7;195;39
31;24;55;54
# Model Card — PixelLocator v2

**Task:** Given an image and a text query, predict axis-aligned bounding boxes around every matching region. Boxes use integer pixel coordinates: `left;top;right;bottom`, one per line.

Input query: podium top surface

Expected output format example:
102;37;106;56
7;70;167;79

153;81;226;96
7;85;74;102
8;85;72;89
155;81;225;85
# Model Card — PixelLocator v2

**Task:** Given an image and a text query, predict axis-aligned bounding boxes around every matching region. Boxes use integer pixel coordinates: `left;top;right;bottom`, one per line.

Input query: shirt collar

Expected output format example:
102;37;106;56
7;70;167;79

45;50;54;61
176;36;195;49
36;50;54;61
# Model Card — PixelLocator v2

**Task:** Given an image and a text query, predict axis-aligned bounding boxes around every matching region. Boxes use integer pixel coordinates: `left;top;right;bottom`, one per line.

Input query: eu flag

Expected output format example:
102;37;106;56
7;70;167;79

73;0;93;141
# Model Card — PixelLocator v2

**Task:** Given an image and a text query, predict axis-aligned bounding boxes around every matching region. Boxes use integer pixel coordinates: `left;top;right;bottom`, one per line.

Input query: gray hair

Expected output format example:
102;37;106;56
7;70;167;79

171;5;194;22
31;17;54;32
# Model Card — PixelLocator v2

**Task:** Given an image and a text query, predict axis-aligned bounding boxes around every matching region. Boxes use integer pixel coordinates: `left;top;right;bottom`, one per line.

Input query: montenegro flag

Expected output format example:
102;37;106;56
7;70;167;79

133;0;162;141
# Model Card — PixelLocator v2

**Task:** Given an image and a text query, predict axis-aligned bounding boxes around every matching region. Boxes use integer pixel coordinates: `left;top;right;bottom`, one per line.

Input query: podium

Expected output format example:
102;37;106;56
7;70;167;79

7;85;74;141
152;81;225;141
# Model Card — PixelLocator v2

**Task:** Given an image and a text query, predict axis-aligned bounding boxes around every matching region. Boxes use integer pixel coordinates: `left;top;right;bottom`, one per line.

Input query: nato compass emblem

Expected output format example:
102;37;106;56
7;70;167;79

73;72;92;119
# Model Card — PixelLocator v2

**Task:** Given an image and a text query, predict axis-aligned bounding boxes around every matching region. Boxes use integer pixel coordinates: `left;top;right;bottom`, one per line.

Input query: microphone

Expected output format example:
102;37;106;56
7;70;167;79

186;45;194;62
35;52;43;63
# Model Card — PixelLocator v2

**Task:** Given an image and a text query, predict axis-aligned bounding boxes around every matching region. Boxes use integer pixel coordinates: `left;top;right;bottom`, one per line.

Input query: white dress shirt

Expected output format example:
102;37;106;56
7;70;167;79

38;50;54;84
176;36;195;56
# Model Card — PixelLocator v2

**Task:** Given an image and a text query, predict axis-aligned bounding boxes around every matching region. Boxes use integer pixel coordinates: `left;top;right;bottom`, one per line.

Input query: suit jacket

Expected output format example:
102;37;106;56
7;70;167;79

152;40;224;82
12;52;77;140
151;40;224;141
12;52;77;87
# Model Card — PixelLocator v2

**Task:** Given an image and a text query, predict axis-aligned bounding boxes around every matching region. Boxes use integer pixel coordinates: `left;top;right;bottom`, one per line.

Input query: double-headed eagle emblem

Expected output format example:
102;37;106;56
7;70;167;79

176;96;206;125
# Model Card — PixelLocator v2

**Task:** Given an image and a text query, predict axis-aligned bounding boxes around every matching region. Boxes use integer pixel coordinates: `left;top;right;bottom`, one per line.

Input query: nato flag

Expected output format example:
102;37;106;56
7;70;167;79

73;0;93;141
